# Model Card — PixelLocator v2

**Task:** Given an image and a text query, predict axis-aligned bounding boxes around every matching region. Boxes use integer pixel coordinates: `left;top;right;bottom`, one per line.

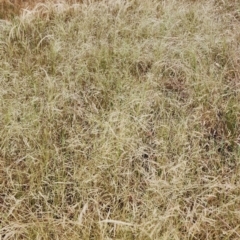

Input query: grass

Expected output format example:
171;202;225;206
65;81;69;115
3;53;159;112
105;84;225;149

0;0;240;239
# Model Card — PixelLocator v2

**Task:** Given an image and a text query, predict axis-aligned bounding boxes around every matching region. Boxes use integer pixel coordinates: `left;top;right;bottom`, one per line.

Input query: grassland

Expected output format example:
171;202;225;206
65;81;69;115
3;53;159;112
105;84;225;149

0;0;240;239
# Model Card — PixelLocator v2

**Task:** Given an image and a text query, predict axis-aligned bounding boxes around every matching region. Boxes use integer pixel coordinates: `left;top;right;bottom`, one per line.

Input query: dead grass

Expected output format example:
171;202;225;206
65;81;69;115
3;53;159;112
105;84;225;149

1;0;240;239
0;0;85;19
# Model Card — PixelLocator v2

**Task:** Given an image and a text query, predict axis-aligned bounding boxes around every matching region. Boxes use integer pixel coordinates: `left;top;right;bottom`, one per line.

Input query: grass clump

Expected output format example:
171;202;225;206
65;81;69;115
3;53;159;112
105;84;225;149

1;0;240;239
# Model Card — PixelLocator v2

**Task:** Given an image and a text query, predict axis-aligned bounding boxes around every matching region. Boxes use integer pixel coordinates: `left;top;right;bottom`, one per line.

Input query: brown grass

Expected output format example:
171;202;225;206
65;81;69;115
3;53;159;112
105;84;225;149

1;0;240;239
0;0;84;19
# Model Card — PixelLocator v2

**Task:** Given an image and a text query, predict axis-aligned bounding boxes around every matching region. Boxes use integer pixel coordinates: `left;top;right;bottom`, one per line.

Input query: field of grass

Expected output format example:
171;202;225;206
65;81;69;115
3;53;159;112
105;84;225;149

1;0;240;239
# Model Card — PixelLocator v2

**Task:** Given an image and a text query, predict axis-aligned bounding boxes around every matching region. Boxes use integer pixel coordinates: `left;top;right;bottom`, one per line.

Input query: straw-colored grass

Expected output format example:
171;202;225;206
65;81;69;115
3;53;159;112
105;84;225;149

0;0;83;19
1;0;240;239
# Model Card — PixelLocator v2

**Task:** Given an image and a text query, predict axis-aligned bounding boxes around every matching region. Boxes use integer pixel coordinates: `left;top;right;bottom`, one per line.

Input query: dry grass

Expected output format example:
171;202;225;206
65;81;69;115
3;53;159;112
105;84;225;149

1;0;240;239
0;0;84;19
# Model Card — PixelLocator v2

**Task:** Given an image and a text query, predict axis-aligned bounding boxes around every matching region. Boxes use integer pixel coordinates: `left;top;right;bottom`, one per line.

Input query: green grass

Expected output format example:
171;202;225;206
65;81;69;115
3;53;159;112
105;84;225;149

1;0;240;239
